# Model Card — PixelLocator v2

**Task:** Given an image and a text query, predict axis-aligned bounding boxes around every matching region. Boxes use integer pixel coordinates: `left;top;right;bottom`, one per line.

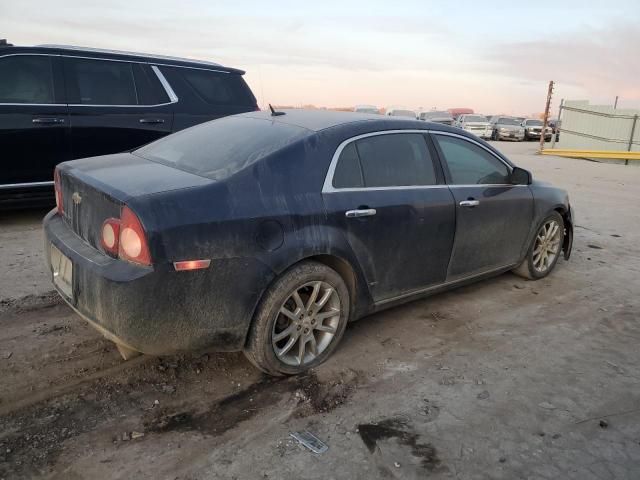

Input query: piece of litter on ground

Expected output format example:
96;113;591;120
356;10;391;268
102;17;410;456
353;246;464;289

3;351;12;360
477;390;490;400
289;431;328;454
394;462;401;468
131;431;145;439
599;420;609;429
538;402;556;410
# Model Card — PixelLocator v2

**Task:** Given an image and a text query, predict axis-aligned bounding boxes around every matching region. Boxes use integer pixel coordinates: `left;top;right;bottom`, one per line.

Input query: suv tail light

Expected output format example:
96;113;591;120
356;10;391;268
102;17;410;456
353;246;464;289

54;168;64;214
100;206;152;265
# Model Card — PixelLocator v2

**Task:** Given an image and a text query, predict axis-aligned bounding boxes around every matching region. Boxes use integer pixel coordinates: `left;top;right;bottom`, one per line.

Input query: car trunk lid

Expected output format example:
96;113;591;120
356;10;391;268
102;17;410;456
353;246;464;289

57;153;212;250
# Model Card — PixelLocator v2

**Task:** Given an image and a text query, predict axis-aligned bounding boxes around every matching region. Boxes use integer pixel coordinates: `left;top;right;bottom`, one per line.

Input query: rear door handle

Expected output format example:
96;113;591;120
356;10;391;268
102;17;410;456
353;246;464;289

345;208;377;218
139;118;165;124
32;117;65;124
459;200;480;207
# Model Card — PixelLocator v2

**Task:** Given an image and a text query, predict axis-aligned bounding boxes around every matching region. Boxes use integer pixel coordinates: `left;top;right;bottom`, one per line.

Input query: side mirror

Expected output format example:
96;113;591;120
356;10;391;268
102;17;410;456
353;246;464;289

511;166;532;185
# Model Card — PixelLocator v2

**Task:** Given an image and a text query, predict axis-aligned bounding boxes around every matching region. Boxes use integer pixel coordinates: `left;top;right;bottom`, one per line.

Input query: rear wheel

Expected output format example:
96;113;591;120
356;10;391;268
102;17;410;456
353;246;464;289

244;261;350;375
513;212;564;280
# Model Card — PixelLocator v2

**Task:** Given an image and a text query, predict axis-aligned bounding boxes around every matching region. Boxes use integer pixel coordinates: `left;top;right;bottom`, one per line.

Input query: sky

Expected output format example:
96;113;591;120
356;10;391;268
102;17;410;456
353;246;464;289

2;0;640;115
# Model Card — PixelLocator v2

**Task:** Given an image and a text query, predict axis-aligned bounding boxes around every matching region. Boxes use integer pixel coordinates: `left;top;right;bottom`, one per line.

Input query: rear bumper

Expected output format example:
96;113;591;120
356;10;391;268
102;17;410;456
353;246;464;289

43;210;267;355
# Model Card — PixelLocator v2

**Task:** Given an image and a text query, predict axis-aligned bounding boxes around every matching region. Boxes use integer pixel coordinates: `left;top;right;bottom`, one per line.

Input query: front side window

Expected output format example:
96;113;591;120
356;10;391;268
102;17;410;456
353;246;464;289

0;55;55;104
434;135;510;185
66;58;137;105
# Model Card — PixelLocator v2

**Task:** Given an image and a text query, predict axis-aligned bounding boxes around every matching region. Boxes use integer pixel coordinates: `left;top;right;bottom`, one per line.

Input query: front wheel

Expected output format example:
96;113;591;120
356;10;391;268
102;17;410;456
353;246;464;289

513;212;565;280
244;261;350;375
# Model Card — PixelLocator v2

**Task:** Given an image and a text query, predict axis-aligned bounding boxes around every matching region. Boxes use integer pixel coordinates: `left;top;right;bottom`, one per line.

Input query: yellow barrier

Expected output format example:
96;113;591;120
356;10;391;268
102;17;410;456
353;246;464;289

540;149;640;160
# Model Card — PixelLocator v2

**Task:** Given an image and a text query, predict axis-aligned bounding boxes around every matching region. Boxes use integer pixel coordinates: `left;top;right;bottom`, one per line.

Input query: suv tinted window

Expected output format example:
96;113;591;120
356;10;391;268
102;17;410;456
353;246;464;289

65;58;137;105
355;133;436;187
0;55;54;104
434;135;510;185
333;143;364;188
178;68;255;106
133;64;169;105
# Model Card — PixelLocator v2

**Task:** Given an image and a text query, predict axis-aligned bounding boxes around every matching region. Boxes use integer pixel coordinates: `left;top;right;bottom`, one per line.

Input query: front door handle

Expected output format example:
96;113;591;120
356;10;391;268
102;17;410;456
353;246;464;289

139;118;165;124
459;200;480;207
345;208;377;218
32;117;65;125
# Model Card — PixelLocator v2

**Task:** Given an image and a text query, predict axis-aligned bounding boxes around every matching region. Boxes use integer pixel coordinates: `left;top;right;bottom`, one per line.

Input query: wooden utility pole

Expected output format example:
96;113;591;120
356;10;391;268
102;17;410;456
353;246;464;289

539;81;554;151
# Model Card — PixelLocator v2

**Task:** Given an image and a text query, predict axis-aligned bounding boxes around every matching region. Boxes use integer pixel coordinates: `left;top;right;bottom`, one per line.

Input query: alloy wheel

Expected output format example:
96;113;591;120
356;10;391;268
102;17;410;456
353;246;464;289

272;281;341;366
532;219;562;273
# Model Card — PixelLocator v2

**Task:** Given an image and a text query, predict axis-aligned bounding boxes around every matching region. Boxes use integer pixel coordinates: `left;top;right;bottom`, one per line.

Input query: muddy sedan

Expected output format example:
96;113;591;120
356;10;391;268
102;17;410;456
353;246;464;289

44;110;573;375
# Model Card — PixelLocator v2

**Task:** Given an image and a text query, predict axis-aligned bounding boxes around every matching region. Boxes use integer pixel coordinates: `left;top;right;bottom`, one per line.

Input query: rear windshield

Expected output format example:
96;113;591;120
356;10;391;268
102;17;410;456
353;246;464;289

498;117;520;125
171;67;256;106
134;116;309;180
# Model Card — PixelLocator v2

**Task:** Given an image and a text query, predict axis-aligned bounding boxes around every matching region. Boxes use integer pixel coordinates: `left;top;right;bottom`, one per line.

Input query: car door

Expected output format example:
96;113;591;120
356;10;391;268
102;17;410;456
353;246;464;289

322;132;456;302
64;57;173;160
0;54;70;185
431;132;534;279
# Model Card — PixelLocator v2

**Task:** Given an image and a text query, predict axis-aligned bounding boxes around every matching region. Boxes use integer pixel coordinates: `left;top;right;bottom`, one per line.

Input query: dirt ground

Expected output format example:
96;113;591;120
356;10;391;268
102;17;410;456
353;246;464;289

1;142;639;480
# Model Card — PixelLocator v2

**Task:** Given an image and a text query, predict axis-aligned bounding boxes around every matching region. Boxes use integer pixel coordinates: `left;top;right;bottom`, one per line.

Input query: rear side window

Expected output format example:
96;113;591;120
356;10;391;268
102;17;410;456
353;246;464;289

332;143;364;188
177;68;256;106
433;135;510;185
65;58;137;105
355;133;436;187
135;116;308;180
0;55;55;104
133;64;170;105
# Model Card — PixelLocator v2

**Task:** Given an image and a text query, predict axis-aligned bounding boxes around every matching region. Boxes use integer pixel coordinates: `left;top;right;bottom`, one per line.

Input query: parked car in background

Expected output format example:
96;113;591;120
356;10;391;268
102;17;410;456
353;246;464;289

522;119;552;141
490;116;525;141
418;110;454;125
386;107;416;118
447;107;474;121
353;105;380;114
45;109;573;374
454;114;492;139
0;43;258;208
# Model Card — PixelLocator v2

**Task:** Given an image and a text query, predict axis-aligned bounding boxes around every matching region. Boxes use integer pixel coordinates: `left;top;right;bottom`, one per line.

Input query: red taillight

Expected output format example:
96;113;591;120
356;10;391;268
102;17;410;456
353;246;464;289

118;206;152;265
54;168;64;214
101;218;121;256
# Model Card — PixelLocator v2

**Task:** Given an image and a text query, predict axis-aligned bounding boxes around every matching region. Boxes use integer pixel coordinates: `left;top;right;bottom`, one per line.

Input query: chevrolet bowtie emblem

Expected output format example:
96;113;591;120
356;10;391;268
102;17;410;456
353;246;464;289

72;192;82;205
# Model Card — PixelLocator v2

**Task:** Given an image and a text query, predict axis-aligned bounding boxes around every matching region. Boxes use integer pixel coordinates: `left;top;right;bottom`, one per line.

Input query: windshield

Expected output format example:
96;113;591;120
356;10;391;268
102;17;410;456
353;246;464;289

525;120;543;126
391;110;416;118
355;108;378;114
464;115;488;123
498;117;520;125
135;116;309;180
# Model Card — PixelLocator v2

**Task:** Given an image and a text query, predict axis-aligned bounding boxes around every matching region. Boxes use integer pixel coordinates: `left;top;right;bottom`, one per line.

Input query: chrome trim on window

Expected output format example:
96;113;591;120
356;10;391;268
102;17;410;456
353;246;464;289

0;180;54;190
322;129;441;193
151;65;178;103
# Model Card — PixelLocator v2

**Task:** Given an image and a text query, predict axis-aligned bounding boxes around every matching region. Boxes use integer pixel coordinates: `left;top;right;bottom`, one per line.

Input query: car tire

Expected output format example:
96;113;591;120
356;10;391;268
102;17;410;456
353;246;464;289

243;261;350;376
513;211;565;280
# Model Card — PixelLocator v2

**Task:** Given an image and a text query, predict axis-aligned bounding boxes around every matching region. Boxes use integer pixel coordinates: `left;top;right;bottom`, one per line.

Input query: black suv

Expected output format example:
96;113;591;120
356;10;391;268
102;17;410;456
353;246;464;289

0;42;258;207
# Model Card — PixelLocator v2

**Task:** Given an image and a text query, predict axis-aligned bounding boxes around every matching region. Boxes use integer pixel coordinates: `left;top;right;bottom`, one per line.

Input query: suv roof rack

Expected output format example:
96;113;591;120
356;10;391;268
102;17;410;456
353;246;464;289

35;44;222;67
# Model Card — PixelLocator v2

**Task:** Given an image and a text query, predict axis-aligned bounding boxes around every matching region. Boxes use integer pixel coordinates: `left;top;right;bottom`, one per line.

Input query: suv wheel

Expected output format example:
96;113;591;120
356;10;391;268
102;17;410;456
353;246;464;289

244;261;350;375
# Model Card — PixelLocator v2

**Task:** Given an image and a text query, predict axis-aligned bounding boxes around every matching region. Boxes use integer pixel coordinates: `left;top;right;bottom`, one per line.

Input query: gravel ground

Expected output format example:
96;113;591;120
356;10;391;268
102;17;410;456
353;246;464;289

0;141;639;479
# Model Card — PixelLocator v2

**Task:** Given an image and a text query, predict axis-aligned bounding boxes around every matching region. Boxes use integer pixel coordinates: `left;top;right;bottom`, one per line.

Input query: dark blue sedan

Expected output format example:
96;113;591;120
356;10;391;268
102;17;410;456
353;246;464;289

44;109;573;375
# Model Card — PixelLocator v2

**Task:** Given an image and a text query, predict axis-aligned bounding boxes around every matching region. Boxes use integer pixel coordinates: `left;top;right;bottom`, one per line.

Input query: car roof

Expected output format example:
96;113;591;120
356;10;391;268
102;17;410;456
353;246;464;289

239;109;436;132
0;44;245;74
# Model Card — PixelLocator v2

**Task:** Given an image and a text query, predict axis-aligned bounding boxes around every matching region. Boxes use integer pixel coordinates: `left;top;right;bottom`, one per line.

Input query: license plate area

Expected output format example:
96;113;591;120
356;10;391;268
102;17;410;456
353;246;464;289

51;244;73;299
